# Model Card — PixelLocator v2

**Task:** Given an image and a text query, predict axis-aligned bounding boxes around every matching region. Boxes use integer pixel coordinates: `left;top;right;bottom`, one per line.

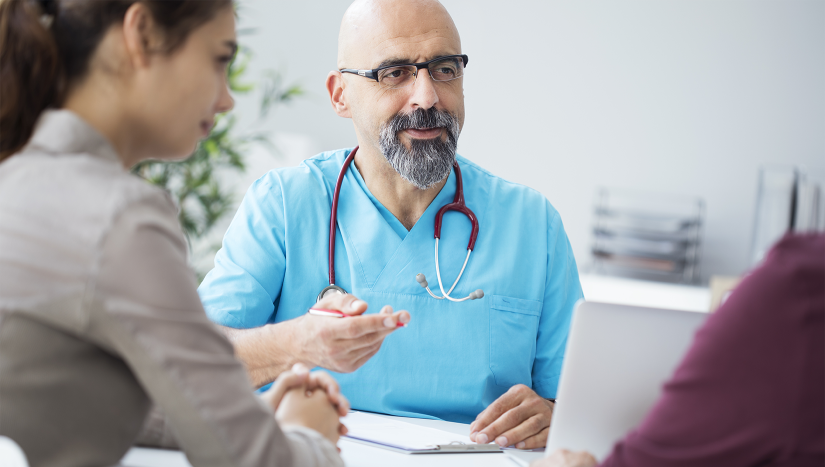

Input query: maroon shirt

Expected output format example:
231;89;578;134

602;234;824;467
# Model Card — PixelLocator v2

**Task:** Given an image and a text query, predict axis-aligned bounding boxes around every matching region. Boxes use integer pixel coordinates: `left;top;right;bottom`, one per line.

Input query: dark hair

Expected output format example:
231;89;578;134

0;0;232;161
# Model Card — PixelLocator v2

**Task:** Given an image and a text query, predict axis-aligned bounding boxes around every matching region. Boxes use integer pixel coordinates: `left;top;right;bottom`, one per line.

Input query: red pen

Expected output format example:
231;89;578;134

308;308;407;327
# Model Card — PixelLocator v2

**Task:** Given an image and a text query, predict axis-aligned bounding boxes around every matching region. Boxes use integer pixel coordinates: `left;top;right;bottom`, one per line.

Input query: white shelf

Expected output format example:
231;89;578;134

579;273;710;313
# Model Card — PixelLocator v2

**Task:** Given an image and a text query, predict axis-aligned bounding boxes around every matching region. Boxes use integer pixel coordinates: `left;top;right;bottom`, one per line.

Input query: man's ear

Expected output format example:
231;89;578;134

326;71;351;118
122;2;162;69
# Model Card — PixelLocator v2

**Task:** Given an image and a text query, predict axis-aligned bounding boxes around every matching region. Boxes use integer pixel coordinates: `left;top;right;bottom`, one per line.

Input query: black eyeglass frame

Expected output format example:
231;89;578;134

339;54;469;82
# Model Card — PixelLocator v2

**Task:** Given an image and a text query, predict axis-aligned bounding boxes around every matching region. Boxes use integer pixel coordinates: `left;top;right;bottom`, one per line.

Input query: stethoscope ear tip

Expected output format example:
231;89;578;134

469;289;484;300
415;273;429;288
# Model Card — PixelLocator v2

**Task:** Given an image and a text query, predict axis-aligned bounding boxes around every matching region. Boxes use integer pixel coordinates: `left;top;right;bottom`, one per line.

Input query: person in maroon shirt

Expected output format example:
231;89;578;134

537;234;825;467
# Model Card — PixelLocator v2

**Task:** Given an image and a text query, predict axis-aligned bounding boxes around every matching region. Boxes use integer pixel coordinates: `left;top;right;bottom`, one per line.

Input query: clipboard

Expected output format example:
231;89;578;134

341;411;502;455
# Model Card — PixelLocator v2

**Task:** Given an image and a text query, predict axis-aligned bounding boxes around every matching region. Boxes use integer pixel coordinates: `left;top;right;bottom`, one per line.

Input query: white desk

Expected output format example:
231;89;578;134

119;416;545;467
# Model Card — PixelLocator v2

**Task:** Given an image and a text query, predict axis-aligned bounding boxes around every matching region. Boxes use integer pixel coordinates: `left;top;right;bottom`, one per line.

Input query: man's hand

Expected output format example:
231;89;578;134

530;449;598;467
221;294;410;387
468;384;554;449
292;293;410;373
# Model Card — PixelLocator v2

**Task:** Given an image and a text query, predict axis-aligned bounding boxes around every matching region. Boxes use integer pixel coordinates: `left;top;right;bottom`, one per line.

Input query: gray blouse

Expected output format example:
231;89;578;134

0;110;343;467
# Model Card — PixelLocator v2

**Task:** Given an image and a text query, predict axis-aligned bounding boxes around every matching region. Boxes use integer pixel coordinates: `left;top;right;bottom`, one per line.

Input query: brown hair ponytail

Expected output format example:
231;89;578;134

0;0;232;162
0;0;63;161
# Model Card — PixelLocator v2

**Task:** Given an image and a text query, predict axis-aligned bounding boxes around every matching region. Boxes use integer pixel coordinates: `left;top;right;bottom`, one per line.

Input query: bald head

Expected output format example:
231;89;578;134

337;0;461;69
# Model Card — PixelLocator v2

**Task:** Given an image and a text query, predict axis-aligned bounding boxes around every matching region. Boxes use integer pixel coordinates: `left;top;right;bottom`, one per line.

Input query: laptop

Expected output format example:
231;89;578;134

506;300;707;465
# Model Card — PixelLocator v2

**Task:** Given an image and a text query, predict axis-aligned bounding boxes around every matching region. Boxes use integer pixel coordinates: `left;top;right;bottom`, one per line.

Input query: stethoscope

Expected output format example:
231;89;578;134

317;146;484;303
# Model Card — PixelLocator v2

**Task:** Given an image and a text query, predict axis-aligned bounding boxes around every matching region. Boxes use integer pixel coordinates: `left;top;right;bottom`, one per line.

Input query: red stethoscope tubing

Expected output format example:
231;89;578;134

327;146;479;288
328;147;358;286
434;161;479;250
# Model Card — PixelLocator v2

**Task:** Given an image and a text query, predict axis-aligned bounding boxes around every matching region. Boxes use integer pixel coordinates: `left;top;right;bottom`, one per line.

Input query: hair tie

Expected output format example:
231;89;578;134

36;0;57;29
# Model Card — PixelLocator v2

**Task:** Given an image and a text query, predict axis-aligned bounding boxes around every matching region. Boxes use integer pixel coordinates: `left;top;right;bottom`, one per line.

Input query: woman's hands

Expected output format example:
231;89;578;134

277;387;345;445
261;363;349;446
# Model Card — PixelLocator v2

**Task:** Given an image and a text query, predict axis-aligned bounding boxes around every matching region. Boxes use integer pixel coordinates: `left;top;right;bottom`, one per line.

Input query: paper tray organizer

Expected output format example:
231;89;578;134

590;188;704;284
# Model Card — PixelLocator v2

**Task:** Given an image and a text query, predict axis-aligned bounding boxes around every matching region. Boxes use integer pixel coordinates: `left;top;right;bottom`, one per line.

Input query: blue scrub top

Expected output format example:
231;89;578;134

198;148;583;423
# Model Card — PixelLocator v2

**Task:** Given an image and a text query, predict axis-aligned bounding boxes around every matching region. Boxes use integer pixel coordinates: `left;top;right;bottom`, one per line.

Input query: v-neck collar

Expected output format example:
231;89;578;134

349;162;409;240
335;161;457;290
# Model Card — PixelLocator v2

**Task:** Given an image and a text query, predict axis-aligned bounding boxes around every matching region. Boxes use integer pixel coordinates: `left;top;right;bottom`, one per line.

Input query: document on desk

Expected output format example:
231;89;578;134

341;411;501;454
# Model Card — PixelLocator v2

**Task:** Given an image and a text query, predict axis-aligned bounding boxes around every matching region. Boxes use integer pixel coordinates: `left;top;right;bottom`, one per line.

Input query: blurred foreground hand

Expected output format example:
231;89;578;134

531;449;598;467
261;363;349;445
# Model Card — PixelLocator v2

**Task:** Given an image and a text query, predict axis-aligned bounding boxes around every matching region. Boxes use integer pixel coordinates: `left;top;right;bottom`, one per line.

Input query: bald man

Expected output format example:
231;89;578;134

199;0;583;449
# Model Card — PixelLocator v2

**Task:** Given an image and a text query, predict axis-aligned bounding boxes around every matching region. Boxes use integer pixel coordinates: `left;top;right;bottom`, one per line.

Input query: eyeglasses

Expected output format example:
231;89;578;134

340;54;468;89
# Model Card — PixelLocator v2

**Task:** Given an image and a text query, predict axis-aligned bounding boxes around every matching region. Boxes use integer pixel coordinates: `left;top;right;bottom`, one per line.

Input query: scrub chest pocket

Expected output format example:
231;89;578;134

489;295;542;387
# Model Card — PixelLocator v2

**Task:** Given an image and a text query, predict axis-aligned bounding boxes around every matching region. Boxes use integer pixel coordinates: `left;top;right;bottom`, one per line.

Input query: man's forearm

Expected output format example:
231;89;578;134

220;321;305;388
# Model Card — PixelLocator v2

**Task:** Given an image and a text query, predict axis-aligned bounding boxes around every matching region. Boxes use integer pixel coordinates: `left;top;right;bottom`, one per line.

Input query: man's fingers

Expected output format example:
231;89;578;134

379;309;410;328
338;327;392;353
477;403;536;445
350;342;384;370
379;307;411;324
352;341;384;367
307;301;409;373
315;293;369;316
334;308;410;339
502;420;548;449
396;310;411;325
513;426;549;450
322;331;388;373
469;385;527;440
485;396;552;447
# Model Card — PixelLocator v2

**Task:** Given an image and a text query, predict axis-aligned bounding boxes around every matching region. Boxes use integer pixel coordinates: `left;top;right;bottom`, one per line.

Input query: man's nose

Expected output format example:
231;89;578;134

408;68;439;110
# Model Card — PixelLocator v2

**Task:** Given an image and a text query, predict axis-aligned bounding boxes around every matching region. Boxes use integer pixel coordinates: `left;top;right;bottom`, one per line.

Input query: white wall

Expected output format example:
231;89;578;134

225;0;825;283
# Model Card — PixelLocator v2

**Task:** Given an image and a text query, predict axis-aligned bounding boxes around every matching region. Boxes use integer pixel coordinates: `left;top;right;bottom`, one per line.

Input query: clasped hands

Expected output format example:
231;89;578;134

260;363;349;447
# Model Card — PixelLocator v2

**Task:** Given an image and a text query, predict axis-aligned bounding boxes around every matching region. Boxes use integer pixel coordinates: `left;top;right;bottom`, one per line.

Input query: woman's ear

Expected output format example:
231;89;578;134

121;2;162;69
326;71;351;118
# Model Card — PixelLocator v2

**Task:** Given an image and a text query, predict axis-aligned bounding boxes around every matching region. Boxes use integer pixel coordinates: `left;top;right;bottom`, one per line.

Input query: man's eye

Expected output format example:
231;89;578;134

380;68;412;82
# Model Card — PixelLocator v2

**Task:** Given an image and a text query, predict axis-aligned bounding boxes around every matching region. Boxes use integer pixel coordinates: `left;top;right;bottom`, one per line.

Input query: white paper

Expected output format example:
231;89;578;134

341;411;474;452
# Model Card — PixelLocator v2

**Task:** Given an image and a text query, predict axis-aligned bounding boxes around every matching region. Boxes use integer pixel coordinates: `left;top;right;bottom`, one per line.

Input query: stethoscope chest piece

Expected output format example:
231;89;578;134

317;284;347;302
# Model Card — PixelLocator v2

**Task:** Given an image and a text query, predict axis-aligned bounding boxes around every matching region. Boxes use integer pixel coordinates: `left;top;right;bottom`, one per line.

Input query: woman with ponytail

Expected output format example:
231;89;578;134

0;1;347;466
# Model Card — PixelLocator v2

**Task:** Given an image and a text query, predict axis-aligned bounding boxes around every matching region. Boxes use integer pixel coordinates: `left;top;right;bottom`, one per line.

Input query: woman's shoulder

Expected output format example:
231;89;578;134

0;149;179;244
0;150;182;313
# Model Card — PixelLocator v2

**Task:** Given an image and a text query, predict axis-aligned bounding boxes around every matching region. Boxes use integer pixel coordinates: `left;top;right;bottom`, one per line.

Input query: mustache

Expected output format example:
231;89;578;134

386;107;459;137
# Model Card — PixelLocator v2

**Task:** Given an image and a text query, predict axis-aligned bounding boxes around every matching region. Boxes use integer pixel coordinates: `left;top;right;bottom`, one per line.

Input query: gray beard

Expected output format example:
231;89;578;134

378;108;461;190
